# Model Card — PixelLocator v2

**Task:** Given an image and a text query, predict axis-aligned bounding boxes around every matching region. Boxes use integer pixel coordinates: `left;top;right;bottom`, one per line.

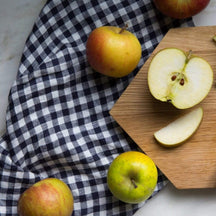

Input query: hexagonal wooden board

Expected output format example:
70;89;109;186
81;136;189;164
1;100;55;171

110;26;216;189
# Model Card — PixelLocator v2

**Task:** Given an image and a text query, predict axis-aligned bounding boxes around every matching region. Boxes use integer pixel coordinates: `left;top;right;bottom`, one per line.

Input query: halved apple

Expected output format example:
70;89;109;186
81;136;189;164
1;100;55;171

154;107;203;147
148;48;213;109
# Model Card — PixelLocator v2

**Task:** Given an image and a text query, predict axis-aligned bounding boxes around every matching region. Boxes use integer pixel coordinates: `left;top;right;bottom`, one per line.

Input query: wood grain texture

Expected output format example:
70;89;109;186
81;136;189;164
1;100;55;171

110;26;216;189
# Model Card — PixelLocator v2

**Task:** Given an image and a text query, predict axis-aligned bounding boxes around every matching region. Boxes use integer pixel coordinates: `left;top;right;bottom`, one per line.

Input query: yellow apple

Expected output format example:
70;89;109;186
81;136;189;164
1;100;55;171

18;178;74;216
86;25;142;78
107;151;158;204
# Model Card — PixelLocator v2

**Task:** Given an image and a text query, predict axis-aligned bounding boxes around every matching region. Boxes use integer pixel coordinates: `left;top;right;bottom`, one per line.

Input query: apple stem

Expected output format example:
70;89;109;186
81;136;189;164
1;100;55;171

186;50;192;63
119;23;128;34
131;179;138;189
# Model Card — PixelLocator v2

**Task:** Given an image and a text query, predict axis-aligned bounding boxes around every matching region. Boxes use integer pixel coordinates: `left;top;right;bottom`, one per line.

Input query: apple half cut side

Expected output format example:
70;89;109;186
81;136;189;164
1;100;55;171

154;107;203;147
148;48;213;109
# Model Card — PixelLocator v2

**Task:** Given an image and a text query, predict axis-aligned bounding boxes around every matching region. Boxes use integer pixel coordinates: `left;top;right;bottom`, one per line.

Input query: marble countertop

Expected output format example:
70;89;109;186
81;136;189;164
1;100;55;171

0;0;216;215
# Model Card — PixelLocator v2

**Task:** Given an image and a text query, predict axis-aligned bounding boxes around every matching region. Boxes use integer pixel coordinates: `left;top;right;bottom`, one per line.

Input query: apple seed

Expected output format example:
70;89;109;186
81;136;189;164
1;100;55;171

179;78;185;86
171;75;177;81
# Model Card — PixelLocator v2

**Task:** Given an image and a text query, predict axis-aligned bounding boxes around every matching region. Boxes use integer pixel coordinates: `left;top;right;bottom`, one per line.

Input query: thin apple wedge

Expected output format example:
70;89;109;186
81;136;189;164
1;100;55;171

154;107;203;147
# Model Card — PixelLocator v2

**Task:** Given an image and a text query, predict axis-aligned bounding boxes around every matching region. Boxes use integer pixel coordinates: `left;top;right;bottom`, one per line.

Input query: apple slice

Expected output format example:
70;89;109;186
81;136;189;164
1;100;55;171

148;48;213;109
154;107;203;147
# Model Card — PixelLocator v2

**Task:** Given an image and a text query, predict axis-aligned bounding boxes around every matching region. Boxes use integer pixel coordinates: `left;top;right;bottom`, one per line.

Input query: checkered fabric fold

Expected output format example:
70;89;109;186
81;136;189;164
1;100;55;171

0;0;194;215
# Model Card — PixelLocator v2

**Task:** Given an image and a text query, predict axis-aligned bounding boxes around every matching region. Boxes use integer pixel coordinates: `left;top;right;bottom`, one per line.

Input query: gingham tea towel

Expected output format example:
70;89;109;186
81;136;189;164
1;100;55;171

0;0;194;215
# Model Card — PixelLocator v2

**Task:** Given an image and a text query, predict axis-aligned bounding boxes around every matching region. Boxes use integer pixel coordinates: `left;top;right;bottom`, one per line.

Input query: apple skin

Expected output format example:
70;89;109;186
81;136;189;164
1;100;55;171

213;35;216;43
18;178;74;216
107;151;158;204
153;0;210;19
86;26;142;78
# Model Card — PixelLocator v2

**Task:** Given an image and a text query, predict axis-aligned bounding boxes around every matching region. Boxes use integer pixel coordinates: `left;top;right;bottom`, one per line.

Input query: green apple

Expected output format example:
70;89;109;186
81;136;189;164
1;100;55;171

18;178;74;216
148;48;213;109
154;107;203;147
107;151;158;204
86;25;142;78
153;0;210;19
213;34;216;43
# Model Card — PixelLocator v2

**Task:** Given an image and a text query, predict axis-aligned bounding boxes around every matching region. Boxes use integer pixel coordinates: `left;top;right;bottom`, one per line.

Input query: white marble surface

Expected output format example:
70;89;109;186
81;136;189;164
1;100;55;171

0;0;46;135
0;0;216;215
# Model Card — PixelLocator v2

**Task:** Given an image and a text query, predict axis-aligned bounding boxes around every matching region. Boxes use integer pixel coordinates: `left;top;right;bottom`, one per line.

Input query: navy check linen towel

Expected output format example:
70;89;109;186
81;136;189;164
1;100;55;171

0;0;194;215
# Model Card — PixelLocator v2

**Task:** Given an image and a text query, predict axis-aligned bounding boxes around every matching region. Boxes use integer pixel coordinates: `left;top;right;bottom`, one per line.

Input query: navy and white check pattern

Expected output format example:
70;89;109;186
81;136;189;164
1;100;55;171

0;0;194;215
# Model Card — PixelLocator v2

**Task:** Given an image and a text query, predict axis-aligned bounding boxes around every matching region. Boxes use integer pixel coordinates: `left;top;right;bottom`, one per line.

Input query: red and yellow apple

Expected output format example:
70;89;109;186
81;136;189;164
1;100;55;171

153;0;210;19
18;178;74;216
86;25;142;78
107;151;158;204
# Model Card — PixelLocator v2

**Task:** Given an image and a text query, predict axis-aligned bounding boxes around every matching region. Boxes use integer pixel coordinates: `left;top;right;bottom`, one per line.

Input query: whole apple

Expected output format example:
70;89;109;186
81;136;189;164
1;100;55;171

153;0;210;19
107;151;158;204
213;34;216;43
18;178;74;216
86;25;142;78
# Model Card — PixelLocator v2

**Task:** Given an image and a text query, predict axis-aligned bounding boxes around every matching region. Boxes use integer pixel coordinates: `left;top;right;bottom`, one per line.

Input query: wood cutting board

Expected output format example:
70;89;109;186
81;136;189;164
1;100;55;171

110;26;216;189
